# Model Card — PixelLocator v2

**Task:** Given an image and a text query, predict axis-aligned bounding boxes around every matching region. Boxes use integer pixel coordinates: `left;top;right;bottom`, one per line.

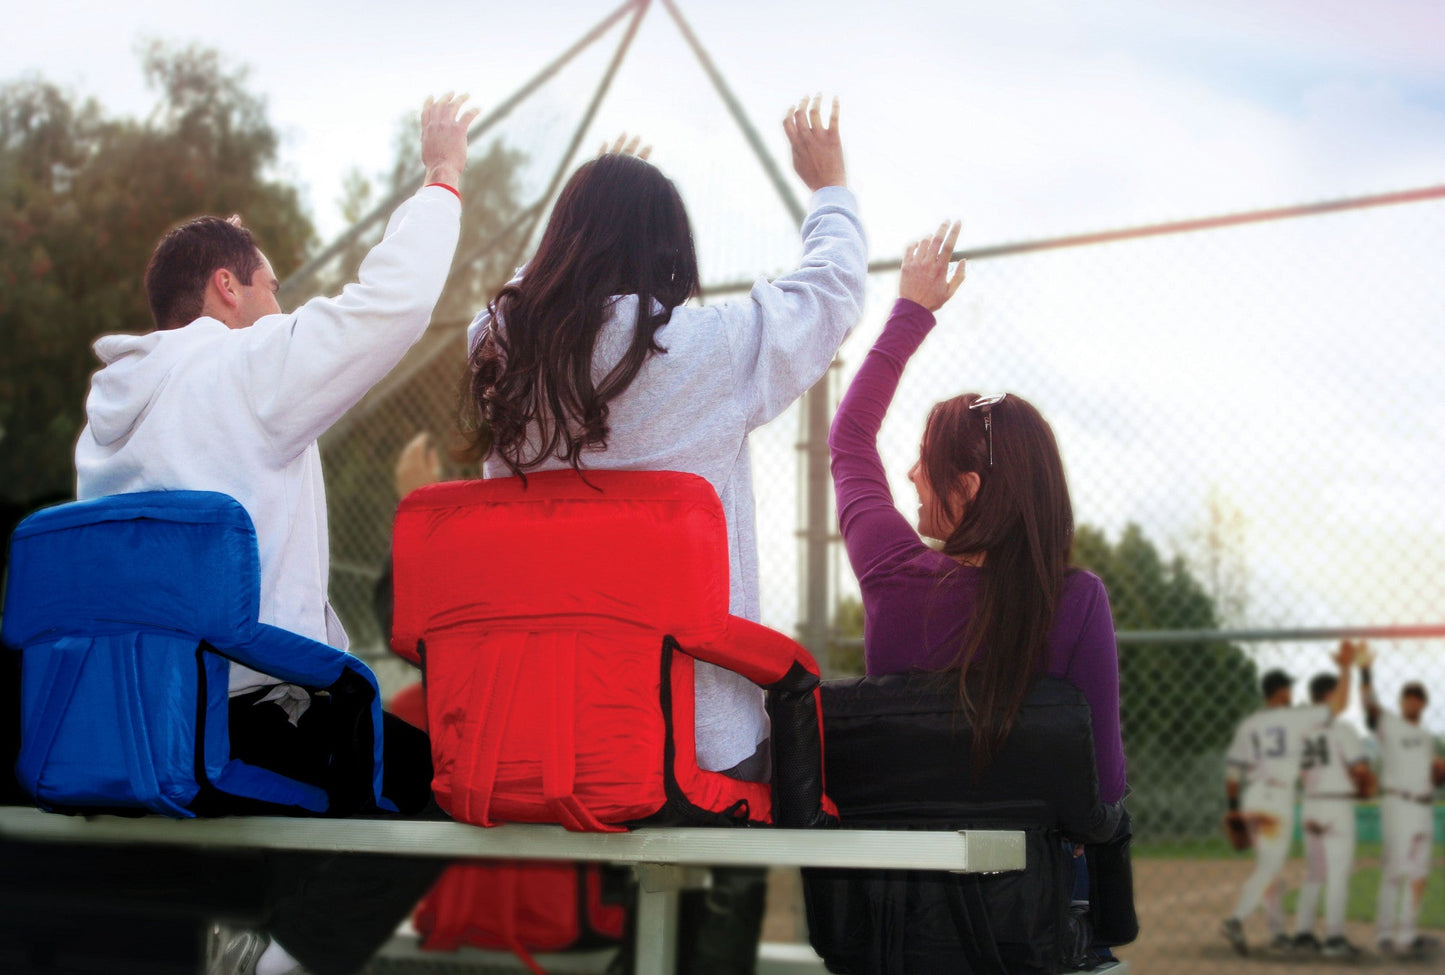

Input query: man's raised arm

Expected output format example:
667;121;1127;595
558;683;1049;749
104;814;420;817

1323;639;1358;716
1357;642;1382;730
244;94;479;461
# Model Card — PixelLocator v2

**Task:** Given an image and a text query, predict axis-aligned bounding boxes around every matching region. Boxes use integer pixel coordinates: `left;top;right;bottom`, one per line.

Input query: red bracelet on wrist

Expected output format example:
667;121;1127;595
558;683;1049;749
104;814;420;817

426;182;462;201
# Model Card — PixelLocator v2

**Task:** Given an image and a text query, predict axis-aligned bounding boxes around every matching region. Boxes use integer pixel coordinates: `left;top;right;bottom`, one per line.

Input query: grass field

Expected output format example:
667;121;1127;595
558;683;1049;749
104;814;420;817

1136;837;1445;930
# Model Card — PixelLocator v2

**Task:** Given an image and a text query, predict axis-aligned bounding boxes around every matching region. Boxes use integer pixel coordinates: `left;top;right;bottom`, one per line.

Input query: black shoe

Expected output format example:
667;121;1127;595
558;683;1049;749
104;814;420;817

1321;936;1361;960
1404;935;1440;958
1269;933;1292;952
1221;918;1248;956
1292;932;1322;952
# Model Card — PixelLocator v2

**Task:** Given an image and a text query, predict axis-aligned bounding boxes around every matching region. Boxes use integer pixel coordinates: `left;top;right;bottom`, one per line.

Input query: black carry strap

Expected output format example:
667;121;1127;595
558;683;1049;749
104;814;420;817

1085;806;1139;946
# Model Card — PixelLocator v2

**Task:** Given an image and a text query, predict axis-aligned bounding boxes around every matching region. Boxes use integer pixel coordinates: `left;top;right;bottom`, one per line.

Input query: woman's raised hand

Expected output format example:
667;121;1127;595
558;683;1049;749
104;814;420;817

599;133;653;161
783;95;845;192
899;221;966;312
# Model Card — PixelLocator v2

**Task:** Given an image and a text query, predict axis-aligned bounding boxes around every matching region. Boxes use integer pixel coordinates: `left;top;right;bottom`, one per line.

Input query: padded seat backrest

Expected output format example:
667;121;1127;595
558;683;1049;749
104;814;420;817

392;470;730;651
806;673;1134;974
821;673;1113;839
391;470;834;832
2;491;388;818
4;491;263;648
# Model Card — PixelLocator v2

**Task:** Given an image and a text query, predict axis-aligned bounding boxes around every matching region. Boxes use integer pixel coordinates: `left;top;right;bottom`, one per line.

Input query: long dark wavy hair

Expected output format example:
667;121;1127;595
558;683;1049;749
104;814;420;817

922;393;1075;773
461;154;700;474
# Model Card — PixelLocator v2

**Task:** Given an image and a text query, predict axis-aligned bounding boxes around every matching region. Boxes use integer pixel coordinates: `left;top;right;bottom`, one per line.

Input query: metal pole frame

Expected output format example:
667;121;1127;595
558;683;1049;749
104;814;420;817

831;623;1445;652
656;0;833;666
317;1;652;449
277;0;646;303
700;183;1445;298
498;0;653;272
657;0;805;224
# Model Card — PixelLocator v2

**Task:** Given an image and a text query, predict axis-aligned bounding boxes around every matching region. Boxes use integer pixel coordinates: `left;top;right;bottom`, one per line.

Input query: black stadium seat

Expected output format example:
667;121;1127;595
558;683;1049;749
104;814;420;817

804;673;1137;974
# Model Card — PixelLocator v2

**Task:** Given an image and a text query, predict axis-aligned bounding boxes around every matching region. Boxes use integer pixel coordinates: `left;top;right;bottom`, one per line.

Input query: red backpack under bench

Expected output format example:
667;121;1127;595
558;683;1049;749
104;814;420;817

389;682;626;974
390;469;836;832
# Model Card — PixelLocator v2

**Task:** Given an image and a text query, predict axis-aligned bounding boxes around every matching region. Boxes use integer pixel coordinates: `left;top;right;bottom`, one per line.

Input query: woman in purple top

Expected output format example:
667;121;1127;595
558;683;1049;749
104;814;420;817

828;222;1127;803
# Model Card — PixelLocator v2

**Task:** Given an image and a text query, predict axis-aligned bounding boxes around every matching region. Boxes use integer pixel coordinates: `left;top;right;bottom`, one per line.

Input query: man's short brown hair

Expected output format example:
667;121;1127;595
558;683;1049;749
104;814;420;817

144;217;263;330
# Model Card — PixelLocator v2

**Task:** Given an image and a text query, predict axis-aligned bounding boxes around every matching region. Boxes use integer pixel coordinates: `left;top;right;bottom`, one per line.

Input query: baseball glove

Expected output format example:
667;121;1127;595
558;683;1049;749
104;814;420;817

1432;757;1445;789
1224;811;1252;851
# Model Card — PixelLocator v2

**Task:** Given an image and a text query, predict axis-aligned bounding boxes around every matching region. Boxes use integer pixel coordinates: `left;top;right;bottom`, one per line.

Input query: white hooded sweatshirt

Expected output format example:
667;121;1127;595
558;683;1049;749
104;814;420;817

75;186;462;694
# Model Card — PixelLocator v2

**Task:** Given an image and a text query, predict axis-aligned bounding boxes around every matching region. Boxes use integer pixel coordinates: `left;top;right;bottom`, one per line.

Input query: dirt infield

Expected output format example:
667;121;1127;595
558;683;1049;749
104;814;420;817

762;860;1442;973
1115;858;1442;973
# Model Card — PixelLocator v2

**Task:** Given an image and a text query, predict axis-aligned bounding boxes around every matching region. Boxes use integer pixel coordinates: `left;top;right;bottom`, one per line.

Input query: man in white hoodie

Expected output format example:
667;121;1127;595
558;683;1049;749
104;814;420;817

71;94;477;975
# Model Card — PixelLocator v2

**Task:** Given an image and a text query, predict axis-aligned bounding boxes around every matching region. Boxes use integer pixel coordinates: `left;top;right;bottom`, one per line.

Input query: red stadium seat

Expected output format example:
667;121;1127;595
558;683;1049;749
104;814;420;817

390;469;835;831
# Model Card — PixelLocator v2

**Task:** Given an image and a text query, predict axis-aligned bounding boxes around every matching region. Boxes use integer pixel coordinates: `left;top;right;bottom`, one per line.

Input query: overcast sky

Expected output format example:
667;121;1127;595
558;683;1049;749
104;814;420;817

6;0;1443;241
6;0;1444;712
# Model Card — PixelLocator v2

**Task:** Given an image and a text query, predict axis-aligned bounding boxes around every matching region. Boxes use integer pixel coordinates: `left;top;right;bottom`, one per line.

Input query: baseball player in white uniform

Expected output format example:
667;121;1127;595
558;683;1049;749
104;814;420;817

1360;644;1439;958
1220;641;1356;956
1290;671;1372;959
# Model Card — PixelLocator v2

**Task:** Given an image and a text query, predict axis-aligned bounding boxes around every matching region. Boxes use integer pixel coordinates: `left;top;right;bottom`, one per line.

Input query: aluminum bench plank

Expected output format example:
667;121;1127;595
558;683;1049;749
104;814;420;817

0;807;1026;873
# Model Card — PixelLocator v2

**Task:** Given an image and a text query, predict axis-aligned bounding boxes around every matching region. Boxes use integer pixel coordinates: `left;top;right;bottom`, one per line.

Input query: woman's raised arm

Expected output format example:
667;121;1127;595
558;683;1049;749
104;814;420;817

716;97;867;429
829;223;966;580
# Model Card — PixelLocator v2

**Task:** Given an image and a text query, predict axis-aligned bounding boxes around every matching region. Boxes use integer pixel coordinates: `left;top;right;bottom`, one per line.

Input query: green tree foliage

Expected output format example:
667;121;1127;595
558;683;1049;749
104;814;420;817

1074;522;1259;836
0;42;314;504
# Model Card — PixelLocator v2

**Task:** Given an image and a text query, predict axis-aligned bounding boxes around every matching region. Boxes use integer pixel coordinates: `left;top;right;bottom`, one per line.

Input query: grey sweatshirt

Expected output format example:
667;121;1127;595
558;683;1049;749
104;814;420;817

470;185;867;771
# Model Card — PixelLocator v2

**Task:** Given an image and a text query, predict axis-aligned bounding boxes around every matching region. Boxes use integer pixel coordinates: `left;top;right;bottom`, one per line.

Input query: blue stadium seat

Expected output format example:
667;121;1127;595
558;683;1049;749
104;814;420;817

1;491;390;817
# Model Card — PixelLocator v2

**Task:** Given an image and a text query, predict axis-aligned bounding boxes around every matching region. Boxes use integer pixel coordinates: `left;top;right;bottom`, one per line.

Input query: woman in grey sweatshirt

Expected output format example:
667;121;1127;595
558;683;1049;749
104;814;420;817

464;97;866;777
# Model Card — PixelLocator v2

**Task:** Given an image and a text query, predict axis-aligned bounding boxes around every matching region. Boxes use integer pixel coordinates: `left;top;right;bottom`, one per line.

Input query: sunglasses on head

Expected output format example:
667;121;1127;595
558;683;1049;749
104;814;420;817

968;393;1007;467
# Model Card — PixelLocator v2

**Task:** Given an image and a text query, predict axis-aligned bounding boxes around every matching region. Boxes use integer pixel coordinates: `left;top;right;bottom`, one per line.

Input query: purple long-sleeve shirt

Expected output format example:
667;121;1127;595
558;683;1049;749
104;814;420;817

828;298;1127;803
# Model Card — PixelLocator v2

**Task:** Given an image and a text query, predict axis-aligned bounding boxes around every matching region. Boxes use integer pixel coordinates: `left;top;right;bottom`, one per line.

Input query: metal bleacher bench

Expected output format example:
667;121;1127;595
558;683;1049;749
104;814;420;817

0;807;1036;975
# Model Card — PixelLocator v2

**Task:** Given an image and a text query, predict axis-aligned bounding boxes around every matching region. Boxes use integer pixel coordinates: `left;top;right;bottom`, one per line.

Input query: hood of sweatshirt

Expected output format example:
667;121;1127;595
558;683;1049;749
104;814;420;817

84;319;229;447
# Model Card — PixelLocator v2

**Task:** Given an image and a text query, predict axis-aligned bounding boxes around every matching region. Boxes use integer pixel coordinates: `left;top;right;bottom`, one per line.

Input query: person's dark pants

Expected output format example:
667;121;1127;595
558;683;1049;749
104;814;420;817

607;740;772;975
227;692;449;975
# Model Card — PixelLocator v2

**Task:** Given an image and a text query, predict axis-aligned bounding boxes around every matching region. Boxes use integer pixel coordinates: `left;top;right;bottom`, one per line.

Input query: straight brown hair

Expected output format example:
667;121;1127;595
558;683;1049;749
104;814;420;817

923;392;1075;773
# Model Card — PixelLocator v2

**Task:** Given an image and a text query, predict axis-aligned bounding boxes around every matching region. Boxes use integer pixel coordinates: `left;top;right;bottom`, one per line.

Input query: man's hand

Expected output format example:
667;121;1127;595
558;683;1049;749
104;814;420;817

899;221;966;312
1354;641;1375;669
1334;639;1361;670
1223;811;1251;851
421;93;479;192
783;95;845;192
599;133;652;161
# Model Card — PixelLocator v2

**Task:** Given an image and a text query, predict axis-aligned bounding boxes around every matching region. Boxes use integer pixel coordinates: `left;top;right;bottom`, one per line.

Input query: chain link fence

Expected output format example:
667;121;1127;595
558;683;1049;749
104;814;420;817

821;194;1445;970
286;9;1445;966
